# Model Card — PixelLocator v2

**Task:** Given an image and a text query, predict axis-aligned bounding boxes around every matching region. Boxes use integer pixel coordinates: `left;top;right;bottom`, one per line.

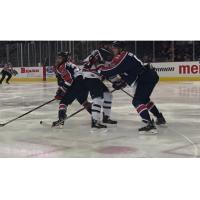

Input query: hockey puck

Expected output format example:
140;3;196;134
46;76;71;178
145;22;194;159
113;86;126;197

40;121;43;124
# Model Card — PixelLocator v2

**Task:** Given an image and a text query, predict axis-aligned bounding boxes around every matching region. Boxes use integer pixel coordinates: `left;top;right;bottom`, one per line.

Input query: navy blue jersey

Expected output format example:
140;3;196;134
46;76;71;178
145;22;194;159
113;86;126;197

54;62;82;89
100;51;146;86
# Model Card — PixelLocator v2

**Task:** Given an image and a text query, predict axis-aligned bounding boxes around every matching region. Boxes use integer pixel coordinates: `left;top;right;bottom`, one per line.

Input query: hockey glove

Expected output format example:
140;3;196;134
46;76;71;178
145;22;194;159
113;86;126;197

82;101;92;114
112;79;127;90
55;87;67;100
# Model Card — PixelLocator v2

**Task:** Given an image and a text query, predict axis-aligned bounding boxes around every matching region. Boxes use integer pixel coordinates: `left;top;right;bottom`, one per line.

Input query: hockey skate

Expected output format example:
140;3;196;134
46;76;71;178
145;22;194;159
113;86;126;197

52;119;64;128
103;114;118;124
92;119;107;129
138;120;158;135
156;113;167;126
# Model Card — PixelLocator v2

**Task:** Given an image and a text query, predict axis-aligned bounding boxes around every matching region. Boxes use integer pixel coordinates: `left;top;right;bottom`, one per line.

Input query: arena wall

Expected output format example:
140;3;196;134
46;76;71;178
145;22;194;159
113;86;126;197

10;61;200;82
152;61;200;81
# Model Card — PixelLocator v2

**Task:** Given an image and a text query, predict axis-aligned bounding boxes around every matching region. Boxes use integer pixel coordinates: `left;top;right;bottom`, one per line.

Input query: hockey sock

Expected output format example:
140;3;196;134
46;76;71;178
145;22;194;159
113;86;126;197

135;104;151;123
58;104;67;120
103;92;112;117
146;101;161;118
91;97;103;121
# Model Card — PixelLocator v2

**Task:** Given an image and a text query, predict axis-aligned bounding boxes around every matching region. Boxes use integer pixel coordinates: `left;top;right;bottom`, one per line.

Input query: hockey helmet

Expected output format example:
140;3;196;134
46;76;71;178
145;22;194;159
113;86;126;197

112;41;125;49
98;48;113;62
57;51;71;62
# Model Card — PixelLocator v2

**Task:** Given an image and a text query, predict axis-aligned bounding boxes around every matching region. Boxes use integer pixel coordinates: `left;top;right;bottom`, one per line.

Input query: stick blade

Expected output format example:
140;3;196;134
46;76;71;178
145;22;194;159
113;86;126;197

40;121;64;129
40;121;53;128
0;124;5;127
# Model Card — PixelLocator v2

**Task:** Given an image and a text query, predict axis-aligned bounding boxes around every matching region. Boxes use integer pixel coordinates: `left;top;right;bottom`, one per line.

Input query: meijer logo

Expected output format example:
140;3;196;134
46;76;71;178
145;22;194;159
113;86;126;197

179;65;200;74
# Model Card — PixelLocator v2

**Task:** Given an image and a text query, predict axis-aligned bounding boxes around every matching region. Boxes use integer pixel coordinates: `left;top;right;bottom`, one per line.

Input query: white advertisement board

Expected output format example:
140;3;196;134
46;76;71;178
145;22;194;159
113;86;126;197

10;61;200;81
13;67;43;78
152;61;200;79
45;66;55;78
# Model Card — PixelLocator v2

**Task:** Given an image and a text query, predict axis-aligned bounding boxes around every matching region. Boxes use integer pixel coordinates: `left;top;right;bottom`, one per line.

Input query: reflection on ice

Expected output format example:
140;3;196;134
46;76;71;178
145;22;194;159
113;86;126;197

0;81;200;157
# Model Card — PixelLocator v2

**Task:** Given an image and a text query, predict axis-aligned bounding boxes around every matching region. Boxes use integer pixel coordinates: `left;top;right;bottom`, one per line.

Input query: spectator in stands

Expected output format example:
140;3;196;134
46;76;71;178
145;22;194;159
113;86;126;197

142;55;152;63
155;42;173;62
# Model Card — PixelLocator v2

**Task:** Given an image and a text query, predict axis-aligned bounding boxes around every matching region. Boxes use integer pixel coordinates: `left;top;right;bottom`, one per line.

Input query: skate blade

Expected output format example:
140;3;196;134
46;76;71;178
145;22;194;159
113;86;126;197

139;129;158;135
51;124;64;129
58;125;64;129
157;123;167;128
40;121;64;129
103;123;117;127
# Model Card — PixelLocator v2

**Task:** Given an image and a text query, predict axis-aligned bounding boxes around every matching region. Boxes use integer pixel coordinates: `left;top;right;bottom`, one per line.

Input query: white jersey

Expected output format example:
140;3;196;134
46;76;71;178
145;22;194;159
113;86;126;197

82;55;101;79
82;50;110;79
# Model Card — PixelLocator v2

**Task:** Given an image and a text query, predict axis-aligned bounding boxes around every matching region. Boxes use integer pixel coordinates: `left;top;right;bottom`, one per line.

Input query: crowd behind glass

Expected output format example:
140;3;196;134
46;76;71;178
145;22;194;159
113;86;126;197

0;41;199;67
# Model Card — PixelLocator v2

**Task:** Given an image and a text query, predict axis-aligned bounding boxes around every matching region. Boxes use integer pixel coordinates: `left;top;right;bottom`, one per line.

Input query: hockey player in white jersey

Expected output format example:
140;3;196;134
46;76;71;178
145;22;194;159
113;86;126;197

82;48;117;128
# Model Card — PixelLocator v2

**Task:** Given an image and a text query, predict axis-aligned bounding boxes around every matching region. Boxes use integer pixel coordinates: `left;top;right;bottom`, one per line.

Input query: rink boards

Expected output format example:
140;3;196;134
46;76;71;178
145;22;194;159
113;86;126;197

7;61;200;82
11;77;200;82
153;61;200;81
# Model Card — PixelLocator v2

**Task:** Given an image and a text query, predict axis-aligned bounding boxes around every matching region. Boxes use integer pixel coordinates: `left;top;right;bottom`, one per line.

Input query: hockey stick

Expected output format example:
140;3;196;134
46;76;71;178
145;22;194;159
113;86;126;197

40;89;116;127
40;106;87;125
0;98;56;127
119;87;133;98
65;88;116;120
40;106;87;128
107;79;134;98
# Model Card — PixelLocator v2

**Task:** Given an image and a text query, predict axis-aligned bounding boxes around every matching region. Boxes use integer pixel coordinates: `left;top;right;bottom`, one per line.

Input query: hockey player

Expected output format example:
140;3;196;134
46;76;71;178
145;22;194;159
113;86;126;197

100;41;166;134
82;48;117;128
0;63;15;84
52;52;91;127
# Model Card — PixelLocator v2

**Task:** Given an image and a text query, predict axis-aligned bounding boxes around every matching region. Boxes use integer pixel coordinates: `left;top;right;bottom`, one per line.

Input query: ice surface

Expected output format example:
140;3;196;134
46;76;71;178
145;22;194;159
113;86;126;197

0;81;200;158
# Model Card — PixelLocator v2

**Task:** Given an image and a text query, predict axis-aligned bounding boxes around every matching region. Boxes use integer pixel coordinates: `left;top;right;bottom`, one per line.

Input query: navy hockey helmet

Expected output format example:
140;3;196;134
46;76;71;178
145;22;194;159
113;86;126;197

98;48;113;62
112;41;125;49
57;51;71;62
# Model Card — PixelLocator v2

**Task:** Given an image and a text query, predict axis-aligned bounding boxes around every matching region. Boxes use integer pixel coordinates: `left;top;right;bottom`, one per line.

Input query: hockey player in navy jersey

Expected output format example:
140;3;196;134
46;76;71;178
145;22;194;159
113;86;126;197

52;52;91;127
82;48;117;128
100;41;166;134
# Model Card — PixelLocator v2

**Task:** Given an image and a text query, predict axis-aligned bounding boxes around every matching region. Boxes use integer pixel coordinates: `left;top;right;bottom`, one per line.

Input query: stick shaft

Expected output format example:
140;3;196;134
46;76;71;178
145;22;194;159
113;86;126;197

3;99;55;126
66;107;86;120
107;79;133;98
120;88;133;98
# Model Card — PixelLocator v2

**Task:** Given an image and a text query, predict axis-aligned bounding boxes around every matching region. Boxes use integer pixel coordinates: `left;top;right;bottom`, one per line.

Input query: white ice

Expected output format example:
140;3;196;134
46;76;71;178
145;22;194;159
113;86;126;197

0;81;200;158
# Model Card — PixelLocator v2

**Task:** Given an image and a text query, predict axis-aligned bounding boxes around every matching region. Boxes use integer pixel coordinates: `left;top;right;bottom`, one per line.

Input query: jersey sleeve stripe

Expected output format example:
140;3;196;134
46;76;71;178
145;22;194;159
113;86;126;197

101;52;128;71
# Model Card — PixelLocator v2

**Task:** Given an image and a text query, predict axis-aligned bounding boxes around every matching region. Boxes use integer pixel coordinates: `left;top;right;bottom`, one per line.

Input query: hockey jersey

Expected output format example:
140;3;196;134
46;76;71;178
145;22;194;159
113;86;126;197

2;64;13;74
82;50;104;79
100;51;147;86
54;62;82;89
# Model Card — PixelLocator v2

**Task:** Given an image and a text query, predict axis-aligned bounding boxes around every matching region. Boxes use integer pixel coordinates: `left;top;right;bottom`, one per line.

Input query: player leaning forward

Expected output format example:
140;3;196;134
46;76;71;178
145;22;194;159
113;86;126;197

52;52;91;127
82;48;117;128
0;63;16;84
100;41;166;134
